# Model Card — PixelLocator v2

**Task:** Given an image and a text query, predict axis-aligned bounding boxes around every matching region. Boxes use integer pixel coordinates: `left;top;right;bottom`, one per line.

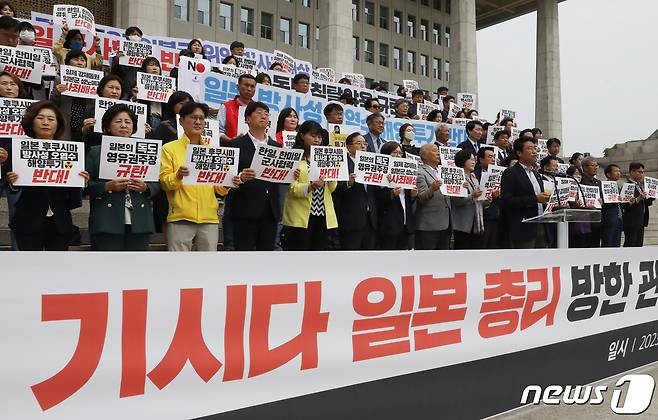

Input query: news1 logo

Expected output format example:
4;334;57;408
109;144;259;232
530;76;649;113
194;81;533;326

520;374;655;414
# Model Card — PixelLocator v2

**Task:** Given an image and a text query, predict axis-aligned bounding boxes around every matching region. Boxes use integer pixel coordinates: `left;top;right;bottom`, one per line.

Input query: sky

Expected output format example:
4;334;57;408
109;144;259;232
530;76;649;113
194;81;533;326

476;0;658;157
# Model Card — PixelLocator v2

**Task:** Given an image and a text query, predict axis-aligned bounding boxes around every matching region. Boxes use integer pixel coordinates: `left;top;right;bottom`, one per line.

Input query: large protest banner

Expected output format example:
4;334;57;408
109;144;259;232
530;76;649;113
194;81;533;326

11;138;85;187
98;136;161;182
3;248;658;420
93;98;147;139
0;99;38;137
183;145;239;186
136;72;176;103
354;151;390;187
251;144;303;183
60;65;103;99
308;146;349;182
438;165;467;197
0;46;43;84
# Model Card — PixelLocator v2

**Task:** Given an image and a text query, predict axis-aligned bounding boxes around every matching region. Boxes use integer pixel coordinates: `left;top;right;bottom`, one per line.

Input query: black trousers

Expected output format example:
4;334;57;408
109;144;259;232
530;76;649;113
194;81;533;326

415;229;451;250
453;230;483;250
601;218;622;248
340;222;377;250
624;226;645;247
15;218;70;251
91;226;151;251
284;215;329;251
482;219;500;249
379;232;409;250
234;205;277;251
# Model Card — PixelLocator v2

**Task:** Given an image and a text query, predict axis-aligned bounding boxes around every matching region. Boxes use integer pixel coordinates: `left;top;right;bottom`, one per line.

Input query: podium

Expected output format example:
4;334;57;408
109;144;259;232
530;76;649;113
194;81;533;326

523;208;601;249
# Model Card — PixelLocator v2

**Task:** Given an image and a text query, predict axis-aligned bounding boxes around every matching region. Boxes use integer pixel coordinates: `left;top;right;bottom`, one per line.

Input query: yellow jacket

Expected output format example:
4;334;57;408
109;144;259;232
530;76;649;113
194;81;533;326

53;34;104;70
159;134;228;224
283;159;338;229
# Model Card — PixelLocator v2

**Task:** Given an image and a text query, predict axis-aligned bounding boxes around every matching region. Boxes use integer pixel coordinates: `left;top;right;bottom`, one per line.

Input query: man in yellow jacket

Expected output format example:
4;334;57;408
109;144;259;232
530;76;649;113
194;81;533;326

159;102;236;251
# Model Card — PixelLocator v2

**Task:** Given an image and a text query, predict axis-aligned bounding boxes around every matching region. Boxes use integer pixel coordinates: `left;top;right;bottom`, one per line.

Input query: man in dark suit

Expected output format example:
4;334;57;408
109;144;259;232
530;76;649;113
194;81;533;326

493;130;512;165
363;112;386;153
334;132;378;250
232;102;287;251
475;147;502;249
457;120;484;157
623;162;655;247
601;164;623;247
547;138;565;163
500;136;551;248
580;156;602;248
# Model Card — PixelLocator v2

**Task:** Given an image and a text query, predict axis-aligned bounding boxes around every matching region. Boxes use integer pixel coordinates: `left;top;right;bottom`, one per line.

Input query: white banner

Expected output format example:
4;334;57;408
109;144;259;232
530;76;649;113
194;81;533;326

11;138;85;187
308;146;349;182
93;98;147;139
98;136;161;182
312;68;335;83
0;46;43;84
52;5;95;49
118;40;154;67
438;165;467;197
0;99;38;137
341;72;366;88
60;65;103;99
478;165;505;201
251;144;303;183
17;45;57;77
281;131;297;149
183;144;239;186
499;108;516;121
136;72;176;103
387;156;418;189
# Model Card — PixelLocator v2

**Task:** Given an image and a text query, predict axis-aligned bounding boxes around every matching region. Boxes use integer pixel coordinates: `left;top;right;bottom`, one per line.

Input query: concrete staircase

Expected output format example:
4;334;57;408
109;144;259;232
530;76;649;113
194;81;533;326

597;137;658;245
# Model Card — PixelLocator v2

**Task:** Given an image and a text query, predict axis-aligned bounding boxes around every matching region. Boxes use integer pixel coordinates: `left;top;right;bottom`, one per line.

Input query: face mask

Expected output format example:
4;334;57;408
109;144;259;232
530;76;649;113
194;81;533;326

19;31;35;42
128;35;141;42
405;131;415;142
70;40;83;50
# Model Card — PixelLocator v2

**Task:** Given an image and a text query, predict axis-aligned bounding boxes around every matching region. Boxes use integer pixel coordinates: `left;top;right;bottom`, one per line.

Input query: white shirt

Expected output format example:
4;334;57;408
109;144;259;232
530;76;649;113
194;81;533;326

399;189;406;224
468;137;479;152
248;131;268;149
520;162;543;216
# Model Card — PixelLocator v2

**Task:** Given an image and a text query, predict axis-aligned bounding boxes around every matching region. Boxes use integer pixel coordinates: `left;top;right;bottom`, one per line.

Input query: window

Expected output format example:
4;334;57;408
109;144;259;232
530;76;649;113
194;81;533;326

445;26;451;48
393;47;401;70
393;10;402;33
280;18;291;44
446;0;451;14
352;36;359;60
380;6;389;29
352;0;359;21
445;60;450;81
433;23;441;44
364;1;375;25
379;43;389;67
407;50;416;73
364;39;374;63
420;19;428;42
301;0;310;7
420;54;428;77
315;26;319;50
240;7;254;35
407;15;415;38
298;22;309;48
197;0;211;25
433;57;441;79
365;77;374;89
433;0;441;10
174;0;188;21
261;12;273;39
219;2;232;31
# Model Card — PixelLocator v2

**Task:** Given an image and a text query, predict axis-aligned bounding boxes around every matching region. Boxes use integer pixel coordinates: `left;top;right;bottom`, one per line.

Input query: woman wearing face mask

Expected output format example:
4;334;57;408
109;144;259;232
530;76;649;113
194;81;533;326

130;56;164;133
80;75;126;150
111;27;145;100
16;22;49;100
451;148;484;249
86;104;159;251
398;123;419;157
282;120;338;251
4;101;89;250
53;25;102;70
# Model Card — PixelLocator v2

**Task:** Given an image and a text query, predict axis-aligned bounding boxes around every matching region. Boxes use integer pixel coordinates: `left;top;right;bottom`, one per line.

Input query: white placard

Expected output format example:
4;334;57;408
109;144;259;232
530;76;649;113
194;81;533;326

619;183;636;203
98;136;161;181
11;138;85;187
0;99;38;137
136;72;176;103
478;165;506;201
93;98;147;139
456;93;476;110
438;165;467;197
601;181;621;204
250;144;303;183
118;40;153;67
60;65;103;99
644;177;658;199
281;131;297;149
183;144;239;186
308;146;349;182
273;50;295;73
581;185;602;209
0;46;44;84
354;150;390;187
439;146;461;167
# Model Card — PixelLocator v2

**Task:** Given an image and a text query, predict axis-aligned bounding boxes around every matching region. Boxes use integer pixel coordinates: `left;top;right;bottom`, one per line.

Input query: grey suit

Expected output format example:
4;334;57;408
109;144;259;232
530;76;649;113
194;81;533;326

415;163;452;249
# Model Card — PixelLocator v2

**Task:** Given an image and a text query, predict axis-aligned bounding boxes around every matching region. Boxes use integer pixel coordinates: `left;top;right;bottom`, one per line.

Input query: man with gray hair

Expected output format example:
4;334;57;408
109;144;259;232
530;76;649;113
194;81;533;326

415;144;452;249
580;155;602;248
434;123;451;148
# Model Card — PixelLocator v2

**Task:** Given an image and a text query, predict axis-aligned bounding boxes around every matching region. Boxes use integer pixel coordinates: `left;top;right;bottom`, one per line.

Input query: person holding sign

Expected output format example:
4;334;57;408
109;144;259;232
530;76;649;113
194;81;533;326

475;147;502;249
282;121;338;251
457;120;484;157
274;108;298;147
500;136;550;249
377;142;417;250
450;149;484;249
5;101;89;250
132;57;166;132
601;164;623;247
159;102;232;251
80;74;125;149
218;74;256;145
53;24;102;70
415;143;451;250
623;162;655;247
580;156;602;248
110;26;144;100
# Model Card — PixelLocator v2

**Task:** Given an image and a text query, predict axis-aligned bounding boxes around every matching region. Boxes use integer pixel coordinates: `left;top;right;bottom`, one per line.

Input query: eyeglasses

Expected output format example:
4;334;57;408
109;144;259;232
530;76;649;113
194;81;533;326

187;115;206;121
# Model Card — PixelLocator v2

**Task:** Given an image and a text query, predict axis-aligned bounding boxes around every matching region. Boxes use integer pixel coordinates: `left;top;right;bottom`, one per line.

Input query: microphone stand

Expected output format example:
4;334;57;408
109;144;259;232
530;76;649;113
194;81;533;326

568;175;590;209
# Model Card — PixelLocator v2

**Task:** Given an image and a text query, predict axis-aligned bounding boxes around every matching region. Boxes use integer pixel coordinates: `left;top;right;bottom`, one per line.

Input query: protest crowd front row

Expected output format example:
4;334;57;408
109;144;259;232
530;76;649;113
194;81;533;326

0;2;654;252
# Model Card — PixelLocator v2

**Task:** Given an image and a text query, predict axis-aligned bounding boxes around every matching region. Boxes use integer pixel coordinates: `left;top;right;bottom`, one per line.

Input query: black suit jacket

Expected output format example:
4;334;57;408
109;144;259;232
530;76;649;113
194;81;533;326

377;186;415;235
474;167;501;221
231;134;281;221
457;139;480;157
623;183;655;229
334;157;378;231
11;186;82;235
500;163;545;242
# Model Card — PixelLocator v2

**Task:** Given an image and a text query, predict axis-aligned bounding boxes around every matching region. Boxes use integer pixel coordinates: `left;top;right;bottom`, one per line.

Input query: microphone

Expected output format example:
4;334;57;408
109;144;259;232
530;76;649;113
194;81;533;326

567;175;590;209
544;171;565;210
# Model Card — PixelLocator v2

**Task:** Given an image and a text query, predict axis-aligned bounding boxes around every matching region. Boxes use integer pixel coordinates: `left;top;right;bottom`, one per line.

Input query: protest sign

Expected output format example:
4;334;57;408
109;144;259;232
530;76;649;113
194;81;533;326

0;99;38;137
601;181;621;204
177;56;213;102
452;118;470;127
537;139;548;162
557;163;570;176
0;46;43;84
557;178;578;202
387;156;418;189
183;144;239;186
447;102;461;120
53;5;95;49
581;185;602;209
251;144;303;183
543;181;571;214
438;166;467;197
118;40;154;67
327;124;360;148
281;131;297;148
478;165;506;201
416;101;439;120
510;127;522;142
456;93;476;110
486;125;505;144
17;45;57;77
273;50;295;73
619;182;636;202
60;65;103;99
98;136;161;181
94;98;147;139
218;63;249;79
341;72;366;88
499;108;516;121
312;68;336;83
176;118;220;147
235;55;257;72
439;146;461;167
136;72;175;103
405;151;422;165
354;151;390;187
402;80;419;93
644;177;658;199
12;138;85;187
308;146;349;181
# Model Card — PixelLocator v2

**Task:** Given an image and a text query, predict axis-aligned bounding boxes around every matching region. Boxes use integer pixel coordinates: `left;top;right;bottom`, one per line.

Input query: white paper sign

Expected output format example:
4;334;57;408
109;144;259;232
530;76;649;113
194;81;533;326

499;108;516;121
93;98;147;139
438;165;467;197
619;183;636;203
447;102;461;120
273;50;295;73
17;45;57;77
183;144;239;186
478;165;505;201
60;65;103;99
601;181;621;204
644;177;658;199
486;125;505;144
118;40;154;67
439;146;461;167
308;146;349;182
53;5;96;49
177;56;212;102
99;136;161;181
354;150;390;187
0;99;38;137
251;144;303;183
218;63;249;79
12;138;85;187
581;185;602;209
341;72;366;88
312;68;335;83
281;131;297;148
0;46;44;84
136;72;176;103
457;93;476;110
387;156;418;189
